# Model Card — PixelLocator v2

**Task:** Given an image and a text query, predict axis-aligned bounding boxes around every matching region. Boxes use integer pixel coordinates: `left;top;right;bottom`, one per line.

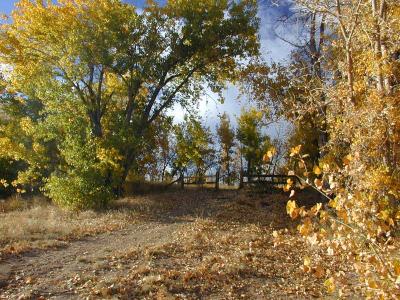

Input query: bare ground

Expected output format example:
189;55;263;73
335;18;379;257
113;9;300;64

0;222;184;299
0;189;362;299
0;190;236;299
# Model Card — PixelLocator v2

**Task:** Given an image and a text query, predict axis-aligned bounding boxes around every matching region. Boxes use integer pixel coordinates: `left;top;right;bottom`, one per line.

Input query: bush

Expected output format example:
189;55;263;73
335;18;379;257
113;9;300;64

44;170;114;210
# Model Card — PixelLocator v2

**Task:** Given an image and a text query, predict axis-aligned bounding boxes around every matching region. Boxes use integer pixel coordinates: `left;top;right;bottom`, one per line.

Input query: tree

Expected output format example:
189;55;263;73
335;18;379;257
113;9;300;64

0;0;260;208
236;108;271;174
262;0;400;297
135;116;175;182
174;116;215;181
216;113;236;185
240;3;330;161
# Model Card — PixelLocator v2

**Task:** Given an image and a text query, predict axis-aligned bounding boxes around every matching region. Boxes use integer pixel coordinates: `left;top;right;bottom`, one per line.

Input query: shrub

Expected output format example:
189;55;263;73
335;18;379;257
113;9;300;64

45;170;114;210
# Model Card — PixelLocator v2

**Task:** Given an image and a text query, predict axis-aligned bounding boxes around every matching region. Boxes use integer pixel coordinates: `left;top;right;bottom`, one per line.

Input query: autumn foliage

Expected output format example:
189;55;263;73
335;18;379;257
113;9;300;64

251;0;400;298
0;0;399;298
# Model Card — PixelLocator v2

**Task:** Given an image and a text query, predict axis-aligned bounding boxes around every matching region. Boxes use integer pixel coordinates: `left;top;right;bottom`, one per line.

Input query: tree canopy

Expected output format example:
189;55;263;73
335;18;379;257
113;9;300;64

0;0;260;208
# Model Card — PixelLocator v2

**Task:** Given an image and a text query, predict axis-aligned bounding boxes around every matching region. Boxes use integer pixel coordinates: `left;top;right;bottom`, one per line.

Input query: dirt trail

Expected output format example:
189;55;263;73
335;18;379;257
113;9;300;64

0;190;236;299
0;220;186;299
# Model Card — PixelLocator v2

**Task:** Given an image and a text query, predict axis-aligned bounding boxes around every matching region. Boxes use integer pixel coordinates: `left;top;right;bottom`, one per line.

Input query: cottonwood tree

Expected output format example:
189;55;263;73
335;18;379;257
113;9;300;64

216;113;236;185
236;108;271;174
267;0;400;297
173;116;215;181
133;116;174;182
0;0;260;208
241;2;330;161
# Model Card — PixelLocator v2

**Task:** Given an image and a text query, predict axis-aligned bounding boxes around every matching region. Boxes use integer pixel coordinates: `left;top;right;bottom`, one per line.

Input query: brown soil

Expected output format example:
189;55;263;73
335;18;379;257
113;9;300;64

0;188;359;299
0;189;235;299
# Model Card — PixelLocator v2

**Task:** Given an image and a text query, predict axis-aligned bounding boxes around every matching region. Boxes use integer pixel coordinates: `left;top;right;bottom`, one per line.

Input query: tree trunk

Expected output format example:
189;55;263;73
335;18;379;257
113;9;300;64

89;110;103;137
247;158;251;176
371;0;385;93
346;43;355;104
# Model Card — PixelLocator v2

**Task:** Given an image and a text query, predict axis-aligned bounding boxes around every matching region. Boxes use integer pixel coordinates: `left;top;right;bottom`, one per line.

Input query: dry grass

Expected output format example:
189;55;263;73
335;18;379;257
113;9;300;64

0;196;137;259
0;189;228;260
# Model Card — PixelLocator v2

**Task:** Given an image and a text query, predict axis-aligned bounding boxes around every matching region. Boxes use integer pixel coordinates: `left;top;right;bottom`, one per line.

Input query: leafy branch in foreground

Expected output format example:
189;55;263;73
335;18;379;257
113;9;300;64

280;145;399;299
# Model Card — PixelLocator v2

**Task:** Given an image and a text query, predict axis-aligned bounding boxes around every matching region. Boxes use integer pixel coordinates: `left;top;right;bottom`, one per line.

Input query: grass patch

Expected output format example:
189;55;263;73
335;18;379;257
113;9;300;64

0;197;136;259
0;189;227;260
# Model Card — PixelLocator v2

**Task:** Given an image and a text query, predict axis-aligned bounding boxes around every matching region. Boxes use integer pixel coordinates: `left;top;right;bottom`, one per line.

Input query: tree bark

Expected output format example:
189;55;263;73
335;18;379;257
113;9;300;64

346;42;355;103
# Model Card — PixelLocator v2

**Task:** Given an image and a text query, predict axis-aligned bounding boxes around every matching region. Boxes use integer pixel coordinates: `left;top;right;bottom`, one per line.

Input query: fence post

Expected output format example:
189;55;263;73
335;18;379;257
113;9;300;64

239;169;244;189
215;168;220;191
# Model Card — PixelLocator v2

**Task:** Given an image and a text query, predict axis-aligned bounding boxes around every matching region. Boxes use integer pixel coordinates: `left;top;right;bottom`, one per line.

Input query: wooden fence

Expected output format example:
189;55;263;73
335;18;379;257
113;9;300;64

180;169;221;190
173;170;302;191
239;173;302;188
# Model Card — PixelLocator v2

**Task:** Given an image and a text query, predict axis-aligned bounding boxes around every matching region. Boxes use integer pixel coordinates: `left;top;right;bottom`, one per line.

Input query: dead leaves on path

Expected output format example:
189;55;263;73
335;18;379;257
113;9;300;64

70;194;361;299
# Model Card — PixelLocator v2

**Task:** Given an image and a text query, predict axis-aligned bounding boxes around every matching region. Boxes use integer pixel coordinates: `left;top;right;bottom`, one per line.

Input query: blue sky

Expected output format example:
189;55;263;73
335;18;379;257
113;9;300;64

0;0;293;135
0;1;14;15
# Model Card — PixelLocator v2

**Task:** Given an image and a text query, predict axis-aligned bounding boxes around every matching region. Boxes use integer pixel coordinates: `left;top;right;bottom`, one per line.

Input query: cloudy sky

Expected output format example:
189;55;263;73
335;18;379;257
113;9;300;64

0;0;293;135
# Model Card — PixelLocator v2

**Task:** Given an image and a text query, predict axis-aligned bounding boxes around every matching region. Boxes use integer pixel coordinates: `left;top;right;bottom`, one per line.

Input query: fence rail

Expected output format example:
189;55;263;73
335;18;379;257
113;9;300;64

241;174;302;187
173;170;302;191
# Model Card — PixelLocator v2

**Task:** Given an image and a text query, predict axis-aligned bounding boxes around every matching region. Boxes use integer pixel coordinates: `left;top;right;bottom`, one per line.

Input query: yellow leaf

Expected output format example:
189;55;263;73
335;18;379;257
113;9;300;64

290;208;299;219
299;206;307;217
290;145;302;157
367;278;378;289
304;256;311;267
320;210;328;221
286;200;299;219
298;218;313;236
324;277;335;293
286;200;297;214
328;198;337;209
343;154;352;166
311;203;322;215
313;165;322;175
0;179;8;188
394;259;400;276
377;210;390;221
265;147;276;160
272;230;279;238
314;178;323;189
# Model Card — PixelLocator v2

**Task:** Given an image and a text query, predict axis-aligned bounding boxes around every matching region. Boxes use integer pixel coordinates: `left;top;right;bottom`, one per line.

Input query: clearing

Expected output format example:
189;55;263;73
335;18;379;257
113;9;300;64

0;189;362;299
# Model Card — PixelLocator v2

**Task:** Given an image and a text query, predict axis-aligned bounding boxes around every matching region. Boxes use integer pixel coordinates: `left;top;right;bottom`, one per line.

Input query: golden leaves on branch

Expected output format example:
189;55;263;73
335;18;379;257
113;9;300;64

289;145;302;157
286;200;298;219
262;147;276;162
313;165;321;175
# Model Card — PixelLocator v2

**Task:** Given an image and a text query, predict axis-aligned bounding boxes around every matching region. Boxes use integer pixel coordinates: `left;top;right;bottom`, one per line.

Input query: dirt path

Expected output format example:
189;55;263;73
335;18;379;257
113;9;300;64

0;190;236;299
0;220;186;299
0;189;362;299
